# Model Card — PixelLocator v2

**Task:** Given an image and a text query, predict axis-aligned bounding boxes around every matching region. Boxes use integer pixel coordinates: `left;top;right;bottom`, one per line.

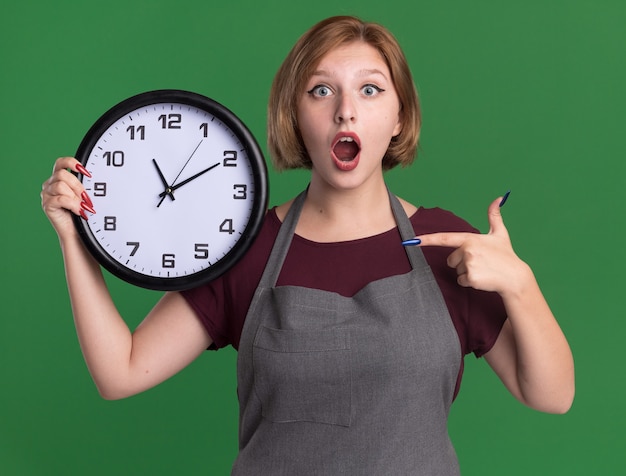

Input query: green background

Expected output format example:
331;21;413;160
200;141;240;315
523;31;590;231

1;0;624;474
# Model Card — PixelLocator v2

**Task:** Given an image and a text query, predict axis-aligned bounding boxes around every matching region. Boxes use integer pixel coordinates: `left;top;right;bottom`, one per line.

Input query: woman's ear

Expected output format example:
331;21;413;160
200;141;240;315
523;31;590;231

392;109;403;137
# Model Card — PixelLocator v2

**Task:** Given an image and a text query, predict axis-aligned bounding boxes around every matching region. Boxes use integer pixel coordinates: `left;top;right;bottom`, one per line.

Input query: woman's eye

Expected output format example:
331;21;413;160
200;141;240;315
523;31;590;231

362;84;384;96
307;85;332;97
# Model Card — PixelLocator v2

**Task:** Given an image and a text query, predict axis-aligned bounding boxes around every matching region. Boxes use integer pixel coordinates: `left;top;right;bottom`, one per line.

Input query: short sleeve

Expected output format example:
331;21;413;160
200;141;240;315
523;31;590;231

180;276;229;350
179;210;279;350
466;289;508;357
411;208;508;358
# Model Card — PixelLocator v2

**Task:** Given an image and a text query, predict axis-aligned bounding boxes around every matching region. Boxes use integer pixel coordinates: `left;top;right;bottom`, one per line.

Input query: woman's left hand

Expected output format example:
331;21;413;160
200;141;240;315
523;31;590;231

415;195;575;413
416;196;530;297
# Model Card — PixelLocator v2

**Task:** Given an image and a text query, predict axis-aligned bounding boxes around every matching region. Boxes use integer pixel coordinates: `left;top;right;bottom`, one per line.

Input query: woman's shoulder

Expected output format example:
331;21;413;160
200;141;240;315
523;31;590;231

244;207;282;254
410;205;479;235
273;199;295;223
393;193;476;235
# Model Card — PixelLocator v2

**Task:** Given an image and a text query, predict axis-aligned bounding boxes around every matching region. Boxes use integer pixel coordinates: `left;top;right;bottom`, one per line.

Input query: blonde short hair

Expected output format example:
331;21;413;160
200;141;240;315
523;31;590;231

268;16;421;171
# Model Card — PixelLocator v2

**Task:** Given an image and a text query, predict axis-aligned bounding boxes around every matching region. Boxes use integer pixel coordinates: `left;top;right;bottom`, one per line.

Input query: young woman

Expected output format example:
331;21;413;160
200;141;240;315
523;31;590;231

41;15;574;475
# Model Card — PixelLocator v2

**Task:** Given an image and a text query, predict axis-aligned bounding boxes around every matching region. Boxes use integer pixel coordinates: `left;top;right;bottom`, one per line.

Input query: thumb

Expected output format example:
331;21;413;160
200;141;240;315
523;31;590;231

487;196;507;236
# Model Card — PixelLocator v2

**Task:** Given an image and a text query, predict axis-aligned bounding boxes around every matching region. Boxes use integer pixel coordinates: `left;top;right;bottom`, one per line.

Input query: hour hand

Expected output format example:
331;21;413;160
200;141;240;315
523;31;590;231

152;159;175;207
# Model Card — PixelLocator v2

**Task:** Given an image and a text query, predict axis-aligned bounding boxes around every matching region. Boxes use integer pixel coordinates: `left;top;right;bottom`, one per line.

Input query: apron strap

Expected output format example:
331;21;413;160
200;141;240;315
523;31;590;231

387;189;430;271
257;190;307;288
258;188;429;288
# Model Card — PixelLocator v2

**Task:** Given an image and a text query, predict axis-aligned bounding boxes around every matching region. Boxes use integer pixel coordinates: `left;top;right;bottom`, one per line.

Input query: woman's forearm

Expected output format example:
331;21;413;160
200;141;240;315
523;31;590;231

60;233;135;398
488;265;575;413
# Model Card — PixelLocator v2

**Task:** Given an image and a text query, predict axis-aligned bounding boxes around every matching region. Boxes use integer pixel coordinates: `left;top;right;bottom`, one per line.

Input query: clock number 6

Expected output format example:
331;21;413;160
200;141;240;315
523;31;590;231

162;253;176;268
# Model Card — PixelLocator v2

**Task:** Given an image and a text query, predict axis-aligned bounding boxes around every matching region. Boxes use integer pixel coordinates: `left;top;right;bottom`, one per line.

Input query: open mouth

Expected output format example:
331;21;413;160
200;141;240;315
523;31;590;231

333;136;360;161
331;133;361;171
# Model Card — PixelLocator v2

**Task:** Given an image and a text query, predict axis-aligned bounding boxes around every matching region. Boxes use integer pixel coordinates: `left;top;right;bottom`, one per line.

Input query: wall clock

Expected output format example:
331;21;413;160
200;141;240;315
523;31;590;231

73;89;268;291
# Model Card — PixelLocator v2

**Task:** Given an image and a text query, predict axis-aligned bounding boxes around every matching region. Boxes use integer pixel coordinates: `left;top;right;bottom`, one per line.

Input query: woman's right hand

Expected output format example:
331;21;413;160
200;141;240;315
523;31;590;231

41;157;213;400
41;157;96;238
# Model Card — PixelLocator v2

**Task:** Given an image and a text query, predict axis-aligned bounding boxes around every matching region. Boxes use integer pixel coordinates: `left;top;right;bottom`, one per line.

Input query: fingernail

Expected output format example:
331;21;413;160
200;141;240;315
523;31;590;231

75;163;92;178
79;209;89;221
499;190;511;208
81;191;94;208
402;238;422;246
81;201;96;214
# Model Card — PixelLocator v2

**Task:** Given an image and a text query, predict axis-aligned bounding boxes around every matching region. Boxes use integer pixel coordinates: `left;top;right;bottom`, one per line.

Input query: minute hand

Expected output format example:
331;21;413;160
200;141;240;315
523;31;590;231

159;162;220;197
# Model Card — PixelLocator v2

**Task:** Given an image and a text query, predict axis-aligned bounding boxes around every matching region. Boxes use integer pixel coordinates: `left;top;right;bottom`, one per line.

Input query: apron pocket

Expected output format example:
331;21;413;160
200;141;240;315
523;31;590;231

253;325;351;427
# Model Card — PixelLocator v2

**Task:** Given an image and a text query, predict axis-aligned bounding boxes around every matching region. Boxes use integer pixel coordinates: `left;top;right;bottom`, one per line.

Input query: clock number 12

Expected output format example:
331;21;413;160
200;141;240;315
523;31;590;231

158;113;182;129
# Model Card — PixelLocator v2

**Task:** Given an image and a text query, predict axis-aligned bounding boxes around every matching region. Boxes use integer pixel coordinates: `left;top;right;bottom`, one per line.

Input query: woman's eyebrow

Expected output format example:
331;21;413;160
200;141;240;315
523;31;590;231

309;68;389;79
357;68;388;79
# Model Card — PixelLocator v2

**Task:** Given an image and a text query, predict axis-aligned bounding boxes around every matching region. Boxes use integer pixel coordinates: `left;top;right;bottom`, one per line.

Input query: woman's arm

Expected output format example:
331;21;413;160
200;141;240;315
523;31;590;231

481;265;575;414
415;197;574;413
42;157;212;400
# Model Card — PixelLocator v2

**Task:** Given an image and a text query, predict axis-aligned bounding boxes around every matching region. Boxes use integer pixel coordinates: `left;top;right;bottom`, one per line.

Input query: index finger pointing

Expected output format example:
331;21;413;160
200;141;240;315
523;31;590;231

403;232;475;249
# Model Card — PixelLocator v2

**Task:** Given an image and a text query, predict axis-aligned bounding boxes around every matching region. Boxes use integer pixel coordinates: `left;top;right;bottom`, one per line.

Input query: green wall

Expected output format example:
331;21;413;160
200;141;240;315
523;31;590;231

2;0;624;474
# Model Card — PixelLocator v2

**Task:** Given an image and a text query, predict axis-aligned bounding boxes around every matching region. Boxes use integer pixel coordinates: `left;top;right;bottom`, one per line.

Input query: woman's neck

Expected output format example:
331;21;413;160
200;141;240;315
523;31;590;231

292;176;400;242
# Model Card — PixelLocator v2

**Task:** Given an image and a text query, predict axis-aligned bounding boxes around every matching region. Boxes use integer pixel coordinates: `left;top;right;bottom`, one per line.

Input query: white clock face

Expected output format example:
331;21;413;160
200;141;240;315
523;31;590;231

79;99;263;288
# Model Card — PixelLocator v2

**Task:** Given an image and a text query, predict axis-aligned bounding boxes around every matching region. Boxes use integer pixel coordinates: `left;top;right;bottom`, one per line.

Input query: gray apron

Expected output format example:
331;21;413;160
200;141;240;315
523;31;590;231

232;190;462;475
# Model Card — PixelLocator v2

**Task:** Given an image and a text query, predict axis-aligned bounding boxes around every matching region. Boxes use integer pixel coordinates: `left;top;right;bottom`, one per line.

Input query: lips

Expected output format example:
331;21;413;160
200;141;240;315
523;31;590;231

331;132;361;171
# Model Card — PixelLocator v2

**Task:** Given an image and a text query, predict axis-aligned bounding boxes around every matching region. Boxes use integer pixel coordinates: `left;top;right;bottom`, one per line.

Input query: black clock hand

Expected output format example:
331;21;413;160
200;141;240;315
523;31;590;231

158;162;221;198
152;159;175;207
170;140;203;186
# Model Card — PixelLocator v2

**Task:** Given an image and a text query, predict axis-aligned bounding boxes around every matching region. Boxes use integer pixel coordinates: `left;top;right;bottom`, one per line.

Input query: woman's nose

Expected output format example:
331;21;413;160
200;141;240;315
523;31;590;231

334;93;356;124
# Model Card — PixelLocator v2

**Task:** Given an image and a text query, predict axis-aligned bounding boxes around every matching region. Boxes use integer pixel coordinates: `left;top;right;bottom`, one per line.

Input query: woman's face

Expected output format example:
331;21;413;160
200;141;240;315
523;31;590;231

297;41;402;191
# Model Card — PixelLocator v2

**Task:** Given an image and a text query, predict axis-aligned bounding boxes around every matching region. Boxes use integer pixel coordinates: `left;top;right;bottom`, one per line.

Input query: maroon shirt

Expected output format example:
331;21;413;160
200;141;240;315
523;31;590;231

181;206;507;398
